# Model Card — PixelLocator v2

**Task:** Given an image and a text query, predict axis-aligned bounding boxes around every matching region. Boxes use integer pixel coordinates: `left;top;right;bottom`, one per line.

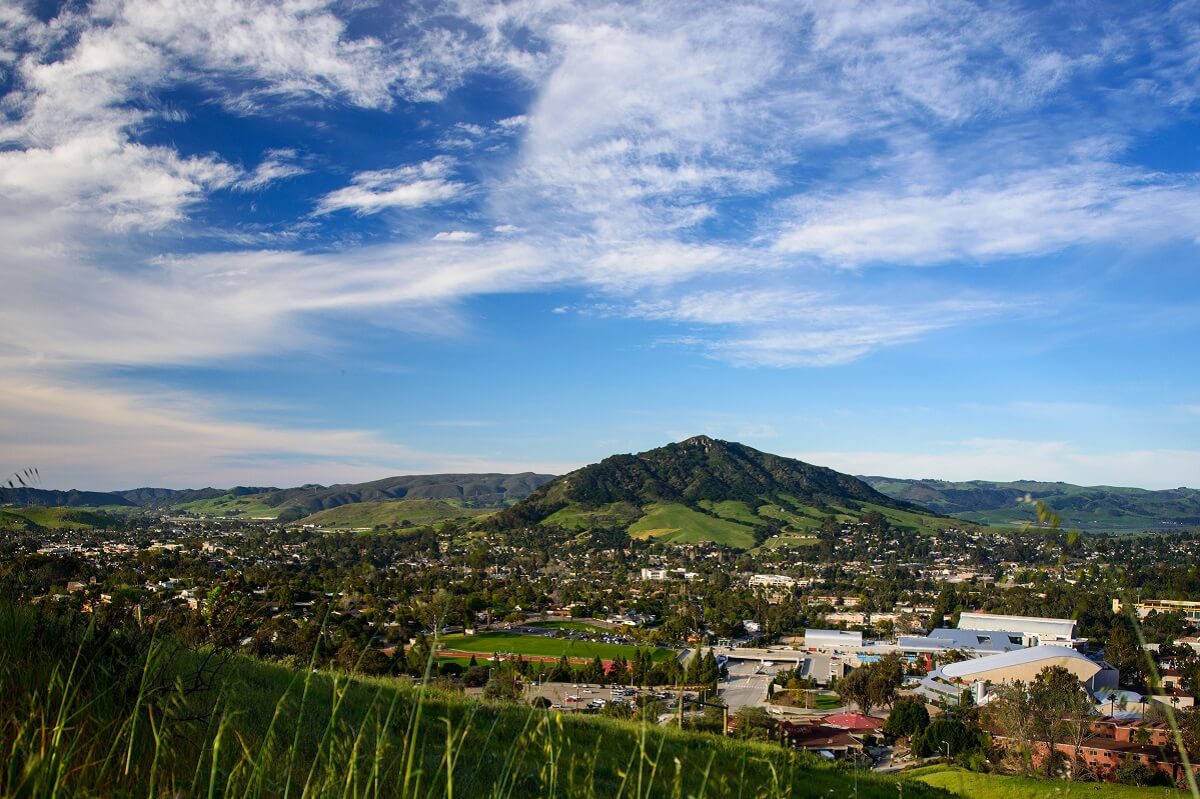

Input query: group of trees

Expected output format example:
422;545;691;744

985;665;1102;779
835;654;905;716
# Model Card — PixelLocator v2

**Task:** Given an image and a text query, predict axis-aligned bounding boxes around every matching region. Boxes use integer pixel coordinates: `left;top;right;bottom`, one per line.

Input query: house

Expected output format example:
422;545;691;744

780;720;864;759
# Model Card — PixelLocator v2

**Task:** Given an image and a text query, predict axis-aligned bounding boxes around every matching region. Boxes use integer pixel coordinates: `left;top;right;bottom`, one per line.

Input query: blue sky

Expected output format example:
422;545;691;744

1;0;1198;490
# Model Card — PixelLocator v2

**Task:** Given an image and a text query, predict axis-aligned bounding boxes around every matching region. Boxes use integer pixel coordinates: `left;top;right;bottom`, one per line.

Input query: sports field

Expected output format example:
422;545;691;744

438;631;675;662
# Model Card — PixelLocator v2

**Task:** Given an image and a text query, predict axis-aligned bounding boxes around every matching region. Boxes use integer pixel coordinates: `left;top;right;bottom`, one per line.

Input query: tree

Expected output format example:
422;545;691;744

405;633;433;675
884;696;930;739
987;682;1036;773
1029;665;1087;777
911;718;983;760
1106;623;1144;687
837;666;875;715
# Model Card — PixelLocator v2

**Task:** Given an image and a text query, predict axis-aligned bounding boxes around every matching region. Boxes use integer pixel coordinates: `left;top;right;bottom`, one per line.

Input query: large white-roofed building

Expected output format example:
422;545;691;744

916;645;1117;705
956;612;1081;647
804;629;863;651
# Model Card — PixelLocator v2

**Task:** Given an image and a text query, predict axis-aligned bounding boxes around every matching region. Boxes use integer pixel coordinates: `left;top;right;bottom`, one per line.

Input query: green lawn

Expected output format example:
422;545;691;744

907;765;1188;798
439;632;675;662
628;503;758;549
528;620;610;633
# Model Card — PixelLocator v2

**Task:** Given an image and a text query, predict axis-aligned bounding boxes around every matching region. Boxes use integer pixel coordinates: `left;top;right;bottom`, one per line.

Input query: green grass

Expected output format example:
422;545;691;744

907;765;1188;798
528;620;610;633
439;631;675;662
698;500;766;526
171;492;280;517
0;600;947;799
0;506;117;530
544;502;643;530
299;499;494;529
628;503;758;549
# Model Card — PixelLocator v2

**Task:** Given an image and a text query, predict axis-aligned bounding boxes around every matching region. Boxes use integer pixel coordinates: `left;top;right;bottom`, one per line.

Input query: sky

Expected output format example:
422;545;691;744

0;0;1199;491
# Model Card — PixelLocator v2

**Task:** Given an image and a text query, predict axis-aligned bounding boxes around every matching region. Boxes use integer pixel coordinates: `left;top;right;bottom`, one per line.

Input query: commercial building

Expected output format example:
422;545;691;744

956;611;1081;646
1113;597;1200;624
804;629;863;651
916;645;1117;705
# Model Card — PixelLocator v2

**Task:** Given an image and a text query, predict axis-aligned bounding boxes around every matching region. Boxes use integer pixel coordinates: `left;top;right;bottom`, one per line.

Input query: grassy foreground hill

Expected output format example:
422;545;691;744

862;477;1200;532
493;436;948;548
0;506;119;530
0;601;948;799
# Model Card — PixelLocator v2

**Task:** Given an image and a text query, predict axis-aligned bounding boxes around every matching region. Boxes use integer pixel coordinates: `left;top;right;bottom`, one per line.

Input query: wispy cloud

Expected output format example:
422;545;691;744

315;157;467;215
627;290;1011;366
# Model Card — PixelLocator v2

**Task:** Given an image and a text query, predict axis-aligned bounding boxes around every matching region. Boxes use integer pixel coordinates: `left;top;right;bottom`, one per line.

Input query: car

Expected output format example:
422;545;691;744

566;695;579;702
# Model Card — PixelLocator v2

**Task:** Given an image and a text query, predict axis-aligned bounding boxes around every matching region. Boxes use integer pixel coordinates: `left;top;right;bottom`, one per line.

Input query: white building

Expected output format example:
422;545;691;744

805;629;863;650
749;574;797;589
957;611;1080;646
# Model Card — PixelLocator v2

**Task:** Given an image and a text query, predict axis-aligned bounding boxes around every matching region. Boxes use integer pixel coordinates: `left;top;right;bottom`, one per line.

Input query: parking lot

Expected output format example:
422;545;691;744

524;682;689;712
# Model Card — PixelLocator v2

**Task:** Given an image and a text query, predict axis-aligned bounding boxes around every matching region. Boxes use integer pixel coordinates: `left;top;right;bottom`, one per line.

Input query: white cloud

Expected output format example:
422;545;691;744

236;149;307;190
773;163;1200;266
315;157;467;215
793;439;1200;491
0;370;571;489
628;290;1009;366
0;239;560;368
493;224;523;234
433;230;479;242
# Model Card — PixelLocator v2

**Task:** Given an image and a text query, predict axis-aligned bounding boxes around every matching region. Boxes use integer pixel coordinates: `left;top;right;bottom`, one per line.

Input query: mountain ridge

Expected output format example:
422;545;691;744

490;436;941;547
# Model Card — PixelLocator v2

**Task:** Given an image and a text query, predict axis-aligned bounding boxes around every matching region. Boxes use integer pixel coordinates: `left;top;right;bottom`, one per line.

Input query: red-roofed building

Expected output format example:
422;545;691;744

823;712;884;733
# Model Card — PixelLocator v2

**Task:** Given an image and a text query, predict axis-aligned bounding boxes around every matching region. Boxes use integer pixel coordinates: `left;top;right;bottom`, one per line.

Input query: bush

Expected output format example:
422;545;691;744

1114;759;1166;786
883;696;929;738
911;718;984;760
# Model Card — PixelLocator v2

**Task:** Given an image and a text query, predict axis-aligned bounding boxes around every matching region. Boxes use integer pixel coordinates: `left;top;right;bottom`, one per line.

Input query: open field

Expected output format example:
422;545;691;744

439;631;676;663
628;503;758;548
528;620;611;633
906;765;1188;798
300;499;495;528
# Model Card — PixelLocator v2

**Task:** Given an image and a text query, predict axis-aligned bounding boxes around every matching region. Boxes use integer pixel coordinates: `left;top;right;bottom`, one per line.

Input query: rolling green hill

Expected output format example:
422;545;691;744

862;477;1200;532
0;506;118;530
493;436;950;549
299;499;495;529
0;473;556;523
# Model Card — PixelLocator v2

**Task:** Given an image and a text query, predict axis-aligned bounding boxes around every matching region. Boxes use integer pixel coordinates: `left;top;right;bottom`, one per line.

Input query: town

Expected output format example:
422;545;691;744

6;508;1200;790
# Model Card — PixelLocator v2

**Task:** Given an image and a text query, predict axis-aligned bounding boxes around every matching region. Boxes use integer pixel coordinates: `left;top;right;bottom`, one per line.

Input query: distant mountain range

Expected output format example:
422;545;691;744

4;442;1199;535
861;476;1200;531
0;473;555;523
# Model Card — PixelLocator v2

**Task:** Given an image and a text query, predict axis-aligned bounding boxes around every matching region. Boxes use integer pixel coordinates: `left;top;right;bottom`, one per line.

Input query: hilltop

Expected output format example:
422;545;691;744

492;436;947;548
862;477;1200;532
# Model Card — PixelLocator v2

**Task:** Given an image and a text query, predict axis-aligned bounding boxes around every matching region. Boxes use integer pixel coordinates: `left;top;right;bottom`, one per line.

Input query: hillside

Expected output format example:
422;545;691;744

0;506;119;530
494;436;946;548
862;477;1200;532
299;499;496;529
0;599;949;799
0;473;556;522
